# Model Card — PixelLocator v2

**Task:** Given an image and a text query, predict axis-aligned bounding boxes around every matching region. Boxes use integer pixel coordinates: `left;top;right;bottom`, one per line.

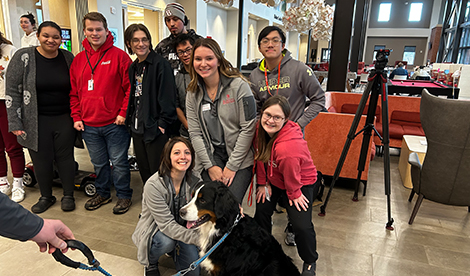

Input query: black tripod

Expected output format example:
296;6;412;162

319;49;394;230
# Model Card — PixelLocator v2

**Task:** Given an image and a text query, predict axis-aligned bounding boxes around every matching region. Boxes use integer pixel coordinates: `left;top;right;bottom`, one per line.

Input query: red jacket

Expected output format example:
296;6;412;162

70;34;132;127
255;121;317;200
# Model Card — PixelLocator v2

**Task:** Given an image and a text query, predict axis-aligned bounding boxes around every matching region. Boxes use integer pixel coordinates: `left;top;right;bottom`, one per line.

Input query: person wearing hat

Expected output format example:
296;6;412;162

155;2;202;73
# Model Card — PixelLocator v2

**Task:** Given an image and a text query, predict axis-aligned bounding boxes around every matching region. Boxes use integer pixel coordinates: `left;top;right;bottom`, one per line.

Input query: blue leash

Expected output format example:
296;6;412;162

172;213;242;276
52;240;112;276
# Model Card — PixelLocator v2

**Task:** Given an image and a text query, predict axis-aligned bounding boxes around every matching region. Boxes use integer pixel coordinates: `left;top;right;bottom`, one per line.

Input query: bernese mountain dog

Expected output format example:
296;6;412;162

180;181;300;276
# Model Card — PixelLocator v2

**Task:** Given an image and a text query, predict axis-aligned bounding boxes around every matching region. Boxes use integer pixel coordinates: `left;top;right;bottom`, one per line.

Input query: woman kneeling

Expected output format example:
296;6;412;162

133;137;201;276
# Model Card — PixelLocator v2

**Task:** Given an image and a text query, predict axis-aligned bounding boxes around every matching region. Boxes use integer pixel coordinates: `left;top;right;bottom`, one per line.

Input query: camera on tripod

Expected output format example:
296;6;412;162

375;49;392;71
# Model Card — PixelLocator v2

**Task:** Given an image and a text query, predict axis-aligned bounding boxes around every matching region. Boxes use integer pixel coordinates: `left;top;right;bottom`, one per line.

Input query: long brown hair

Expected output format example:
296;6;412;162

0;32;13;59
187;38;248;93
159;137;196;179
256;95;291;163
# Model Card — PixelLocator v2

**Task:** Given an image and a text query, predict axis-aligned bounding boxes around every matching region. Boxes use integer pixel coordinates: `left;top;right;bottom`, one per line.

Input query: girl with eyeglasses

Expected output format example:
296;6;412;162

186;38;256;203
254;95;318;276
123;24;177;184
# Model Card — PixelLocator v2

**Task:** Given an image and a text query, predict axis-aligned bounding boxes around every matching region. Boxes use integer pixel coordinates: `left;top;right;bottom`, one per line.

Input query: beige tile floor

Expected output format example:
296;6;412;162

1;148;470;276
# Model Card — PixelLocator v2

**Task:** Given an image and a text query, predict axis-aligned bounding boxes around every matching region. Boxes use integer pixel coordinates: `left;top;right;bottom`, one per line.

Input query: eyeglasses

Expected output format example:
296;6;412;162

260;38;283;46
131;37;149;45
177;47;192;57
263;112;284;123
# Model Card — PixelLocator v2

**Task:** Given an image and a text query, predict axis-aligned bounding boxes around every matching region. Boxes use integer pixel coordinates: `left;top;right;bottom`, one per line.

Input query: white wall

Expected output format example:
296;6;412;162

288;31;299;60
206;5;227;51
97;0;125;49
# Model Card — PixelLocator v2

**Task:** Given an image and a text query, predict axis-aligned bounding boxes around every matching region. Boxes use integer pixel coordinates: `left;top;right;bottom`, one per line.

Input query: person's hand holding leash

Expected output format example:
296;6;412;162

289;192;309;212
31;219;75;254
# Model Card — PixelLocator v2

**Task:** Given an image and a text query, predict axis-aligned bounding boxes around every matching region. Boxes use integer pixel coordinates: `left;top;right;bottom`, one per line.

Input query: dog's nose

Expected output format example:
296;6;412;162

180;209;186;217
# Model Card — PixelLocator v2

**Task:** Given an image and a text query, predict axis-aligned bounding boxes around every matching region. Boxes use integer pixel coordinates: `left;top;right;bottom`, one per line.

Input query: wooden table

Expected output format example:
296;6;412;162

398;135;427;189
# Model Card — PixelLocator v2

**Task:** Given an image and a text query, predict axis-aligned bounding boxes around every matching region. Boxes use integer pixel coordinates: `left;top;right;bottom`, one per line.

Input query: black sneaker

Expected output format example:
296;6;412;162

61;196;75;211
113;198;132;214
84;194;111;210
284;226;296;246
31;196;56;214
302;262;316;276
145;266;160;276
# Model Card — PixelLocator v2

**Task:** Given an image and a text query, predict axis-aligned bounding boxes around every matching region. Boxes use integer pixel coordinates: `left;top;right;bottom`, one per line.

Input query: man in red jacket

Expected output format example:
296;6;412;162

70;12;133;214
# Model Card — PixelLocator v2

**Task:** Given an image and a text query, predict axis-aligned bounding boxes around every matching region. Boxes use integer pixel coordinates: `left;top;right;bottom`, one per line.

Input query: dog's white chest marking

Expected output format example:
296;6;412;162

199;223;220;273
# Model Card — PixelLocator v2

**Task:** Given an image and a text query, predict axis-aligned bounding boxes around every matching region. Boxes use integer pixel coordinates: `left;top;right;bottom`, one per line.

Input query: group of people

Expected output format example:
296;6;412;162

0;3;326;276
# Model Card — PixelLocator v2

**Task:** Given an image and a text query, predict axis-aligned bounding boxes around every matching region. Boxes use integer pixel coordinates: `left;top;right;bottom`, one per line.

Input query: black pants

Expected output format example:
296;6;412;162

254;184;318;264
200;147;252;203
28;114;76;197
132;132;168;184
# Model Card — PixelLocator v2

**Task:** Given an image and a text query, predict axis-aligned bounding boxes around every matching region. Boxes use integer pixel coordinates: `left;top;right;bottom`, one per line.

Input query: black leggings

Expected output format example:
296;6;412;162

132;132;168;184
254;184;318;264
28;114;76;197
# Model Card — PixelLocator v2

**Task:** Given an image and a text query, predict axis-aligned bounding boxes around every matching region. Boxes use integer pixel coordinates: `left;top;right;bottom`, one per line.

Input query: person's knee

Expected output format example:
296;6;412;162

152;232;175;254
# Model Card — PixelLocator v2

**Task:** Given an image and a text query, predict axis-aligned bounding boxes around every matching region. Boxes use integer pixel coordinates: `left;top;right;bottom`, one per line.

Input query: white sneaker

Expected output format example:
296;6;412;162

0;184;11;195
11;187;25;203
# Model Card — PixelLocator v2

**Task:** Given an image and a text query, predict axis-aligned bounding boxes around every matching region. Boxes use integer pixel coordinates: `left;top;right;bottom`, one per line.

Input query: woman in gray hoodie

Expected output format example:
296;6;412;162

132;137;201;276
186;38;256;203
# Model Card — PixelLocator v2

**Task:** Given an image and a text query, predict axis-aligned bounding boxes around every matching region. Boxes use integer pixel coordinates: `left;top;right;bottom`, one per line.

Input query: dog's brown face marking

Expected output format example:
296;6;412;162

198;209;217;223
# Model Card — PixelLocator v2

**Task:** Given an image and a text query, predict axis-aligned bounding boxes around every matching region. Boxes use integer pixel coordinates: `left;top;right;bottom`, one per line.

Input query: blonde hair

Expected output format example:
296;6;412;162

187;38;248;93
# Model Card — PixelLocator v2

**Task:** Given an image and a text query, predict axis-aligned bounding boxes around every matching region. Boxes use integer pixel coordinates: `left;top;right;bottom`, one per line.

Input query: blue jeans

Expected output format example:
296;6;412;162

148;230;200;276
82;123;132;199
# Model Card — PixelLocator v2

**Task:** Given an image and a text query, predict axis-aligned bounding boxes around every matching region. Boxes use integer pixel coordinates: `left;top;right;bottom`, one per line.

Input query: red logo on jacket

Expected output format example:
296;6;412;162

223;94;235;105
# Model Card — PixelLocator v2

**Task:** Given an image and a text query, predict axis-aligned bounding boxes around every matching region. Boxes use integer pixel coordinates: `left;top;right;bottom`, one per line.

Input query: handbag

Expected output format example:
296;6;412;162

74;130;85;149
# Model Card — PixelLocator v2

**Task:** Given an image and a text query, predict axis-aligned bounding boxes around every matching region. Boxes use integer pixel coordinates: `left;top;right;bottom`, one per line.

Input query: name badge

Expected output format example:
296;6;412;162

88;79;94;91
202;103;211;112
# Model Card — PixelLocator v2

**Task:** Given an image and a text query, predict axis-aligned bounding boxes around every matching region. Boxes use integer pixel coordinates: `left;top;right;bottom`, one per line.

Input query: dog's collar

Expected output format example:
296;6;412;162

173;213;243;276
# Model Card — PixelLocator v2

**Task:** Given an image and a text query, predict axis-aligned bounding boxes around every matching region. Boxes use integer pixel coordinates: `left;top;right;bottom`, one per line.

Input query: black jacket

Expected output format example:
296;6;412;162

125;50;177;142
155;29;202;71
0;193;43;241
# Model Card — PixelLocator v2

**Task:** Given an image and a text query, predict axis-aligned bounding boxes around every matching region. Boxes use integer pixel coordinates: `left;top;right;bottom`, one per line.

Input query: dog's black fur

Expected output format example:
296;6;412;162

180;181;300;276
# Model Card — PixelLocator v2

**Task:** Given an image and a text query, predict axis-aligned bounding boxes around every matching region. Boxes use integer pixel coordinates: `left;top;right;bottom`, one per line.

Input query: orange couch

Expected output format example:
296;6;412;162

325;92;423;148
305;112;374;181
304;92;424;182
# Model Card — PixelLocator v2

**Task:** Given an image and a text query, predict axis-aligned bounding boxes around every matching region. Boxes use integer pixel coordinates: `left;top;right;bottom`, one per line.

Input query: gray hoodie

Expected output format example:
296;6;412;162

249;49;325;128
186;75;256;172
132;172;201;266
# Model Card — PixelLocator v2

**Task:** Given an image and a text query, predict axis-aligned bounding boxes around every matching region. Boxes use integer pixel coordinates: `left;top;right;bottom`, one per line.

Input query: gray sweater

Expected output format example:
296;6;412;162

186;75;256;172
5;47;74;151
249;49;325;128
132;172;201;266
0;192;43;241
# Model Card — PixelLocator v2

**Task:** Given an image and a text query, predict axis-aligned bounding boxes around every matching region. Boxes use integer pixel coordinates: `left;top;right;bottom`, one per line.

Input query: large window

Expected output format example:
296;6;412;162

321;48;330;62
408;3;423;22
378;3;392;22
403;46;416;65
458;27;470;63
35;0;43;25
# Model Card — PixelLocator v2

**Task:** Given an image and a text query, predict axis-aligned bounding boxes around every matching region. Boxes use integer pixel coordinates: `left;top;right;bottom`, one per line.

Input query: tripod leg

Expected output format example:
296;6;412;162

353;86;380;201
319;81;374;216
380;76;394;230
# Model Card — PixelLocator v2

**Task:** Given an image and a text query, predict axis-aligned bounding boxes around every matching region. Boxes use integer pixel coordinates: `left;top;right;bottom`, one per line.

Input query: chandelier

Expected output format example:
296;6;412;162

282;0;334;40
